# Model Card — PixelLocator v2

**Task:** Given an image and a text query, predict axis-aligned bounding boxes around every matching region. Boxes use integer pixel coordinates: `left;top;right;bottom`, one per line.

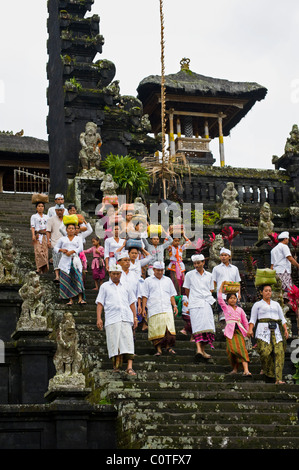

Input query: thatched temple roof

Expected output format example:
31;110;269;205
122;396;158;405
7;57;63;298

137;67;268;138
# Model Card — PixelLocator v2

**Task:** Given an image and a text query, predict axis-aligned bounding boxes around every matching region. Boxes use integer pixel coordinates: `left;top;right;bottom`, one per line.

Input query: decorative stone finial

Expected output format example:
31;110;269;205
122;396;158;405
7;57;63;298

180;58;190;71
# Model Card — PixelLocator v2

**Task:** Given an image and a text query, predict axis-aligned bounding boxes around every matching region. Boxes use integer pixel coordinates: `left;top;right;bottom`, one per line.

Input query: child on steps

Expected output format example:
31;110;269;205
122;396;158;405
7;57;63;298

84;236;106;290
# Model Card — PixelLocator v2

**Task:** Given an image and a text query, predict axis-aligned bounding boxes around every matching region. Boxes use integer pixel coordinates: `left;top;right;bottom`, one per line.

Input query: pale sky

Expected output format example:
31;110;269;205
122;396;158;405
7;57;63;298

1;0;299;170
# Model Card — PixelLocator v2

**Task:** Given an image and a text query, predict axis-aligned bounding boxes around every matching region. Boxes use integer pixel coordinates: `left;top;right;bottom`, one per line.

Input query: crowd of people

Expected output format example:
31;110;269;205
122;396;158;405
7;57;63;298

30;195;294;383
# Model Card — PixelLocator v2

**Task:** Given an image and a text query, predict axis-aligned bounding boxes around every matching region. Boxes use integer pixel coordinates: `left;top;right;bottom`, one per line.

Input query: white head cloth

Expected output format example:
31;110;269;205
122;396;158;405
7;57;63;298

116;250;129;261
278;231;289;240
55;193;64;199
109;264;122;272
153;261;165;269
220;248;231;256
191;254;205;262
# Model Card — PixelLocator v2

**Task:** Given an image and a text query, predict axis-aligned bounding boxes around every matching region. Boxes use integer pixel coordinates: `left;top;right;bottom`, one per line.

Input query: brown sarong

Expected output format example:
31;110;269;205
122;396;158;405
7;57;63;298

34;234;49;273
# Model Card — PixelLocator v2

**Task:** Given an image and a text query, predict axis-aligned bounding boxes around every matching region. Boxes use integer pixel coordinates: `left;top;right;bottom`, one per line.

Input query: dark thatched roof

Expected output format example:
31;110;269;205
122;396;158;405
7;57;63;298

137;69;268;137
0;135;49;155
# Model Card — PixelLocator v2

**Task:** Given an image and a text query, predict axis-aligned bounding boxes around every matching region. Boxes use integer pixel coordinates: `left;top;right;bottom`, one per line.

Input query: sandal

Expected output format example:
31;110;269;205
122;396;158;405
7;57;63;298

78;300;86;305
167;348;176;355
243;372;252;377
126;368;136;376
66;300;73;306
154;351;162;356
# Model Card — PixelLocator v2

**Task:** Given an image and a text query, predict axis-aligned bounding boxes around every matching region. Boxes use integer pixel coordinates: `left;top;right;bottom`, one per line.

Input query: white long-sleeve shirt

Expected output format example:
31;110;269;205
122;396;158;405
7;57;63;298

54;235;83;274
249;299;286;344
104;237;125;266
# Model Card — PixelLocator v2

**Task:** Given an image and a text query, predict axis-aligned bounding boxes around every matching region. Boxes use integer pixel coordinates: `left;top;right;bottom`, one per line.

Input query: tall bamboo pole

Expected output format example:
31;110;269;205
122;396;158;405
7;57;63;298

160;0;167;199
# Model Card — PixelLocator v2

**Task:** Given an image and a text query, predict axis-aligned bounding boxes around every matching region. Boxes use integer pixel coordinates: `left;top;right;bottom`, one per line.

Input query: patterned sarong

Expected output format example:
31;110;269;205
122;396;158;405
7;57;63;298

59;261;85;300
256;330;285;382
193;332;215;349
226;327;250;368
34;234;49;273
276;271;293;299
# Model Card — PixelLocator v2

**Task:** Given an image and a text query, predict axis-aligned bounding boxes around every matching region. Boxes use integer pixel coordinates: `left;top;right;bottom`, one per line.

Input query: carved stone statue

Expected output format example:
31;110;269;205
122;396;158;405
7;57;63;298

258;202;274;242
220;182;239;220
284;124;299;154
48;312;86;391
17;271;47;330
0;233;20;284
133;197;147;216
208;234;224;272
100;173;119;196
79;122;102;172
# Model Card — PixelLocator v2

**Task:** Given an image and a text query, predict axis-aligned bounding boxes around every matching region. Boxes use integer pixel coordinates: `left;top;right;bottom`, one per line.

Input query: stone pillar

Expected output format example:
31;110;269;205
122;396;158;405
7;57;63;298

11;330;56;404
0;285;22;342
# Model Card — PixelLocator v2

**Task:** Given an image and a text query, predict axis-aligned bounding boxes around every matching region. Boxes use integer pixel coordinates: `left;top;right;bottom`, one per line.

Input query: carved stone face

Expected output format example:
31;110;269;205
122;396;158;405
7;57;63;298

32;275;40;287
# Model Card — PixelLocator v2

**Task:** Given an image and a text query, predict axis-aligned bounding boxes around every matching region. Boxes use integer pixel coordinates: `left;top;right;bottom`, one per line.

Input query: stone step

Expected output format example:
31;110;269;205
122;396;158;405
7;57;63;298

118;409;297;426
139;434;299;450
106;388;299;402
117;399;299;415
101;380;299;395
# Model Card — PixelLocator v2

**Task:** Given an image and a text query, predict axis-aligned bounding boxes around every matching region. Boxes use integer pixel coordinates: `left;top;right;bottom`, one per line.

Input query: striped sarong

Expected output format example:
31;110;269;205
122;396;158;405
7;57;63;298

226;327;250;368
59;261;85;300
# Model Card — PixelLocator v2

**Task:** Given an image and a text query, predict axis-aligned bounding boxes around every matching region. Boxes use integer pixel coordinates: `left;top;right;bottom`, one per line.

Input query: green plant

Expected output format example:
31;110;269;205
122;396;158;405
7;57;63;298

191;209;220;226
69;77;83;91
101;154;150;202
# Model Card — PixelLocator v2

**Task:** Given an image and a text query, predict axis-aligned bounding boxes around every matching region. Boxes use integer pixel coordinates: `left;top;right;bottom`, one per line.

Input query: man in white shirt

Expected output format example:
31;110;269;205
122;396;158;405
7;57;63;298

212;247;241;322
96;264;138;375
270;231;299;299
142;261;178;356
183;254;216;360
46;204;65;283
47;194;68;218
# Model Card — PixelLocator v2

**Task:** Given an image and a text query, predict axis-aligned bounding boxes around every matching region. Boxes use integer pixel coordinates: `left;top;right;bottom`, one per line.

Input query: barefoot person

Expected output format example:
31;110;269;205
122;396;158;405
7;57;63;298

96;264;138;375
248;284;289;384
183;254;216;360
218;281;251;376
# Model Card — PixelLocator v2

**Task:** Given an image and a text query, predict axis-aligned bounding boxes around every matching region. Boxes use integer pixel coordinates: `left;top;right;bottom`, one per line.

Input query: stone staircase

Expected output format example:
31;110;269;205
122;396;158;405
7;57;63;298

1;193;299;449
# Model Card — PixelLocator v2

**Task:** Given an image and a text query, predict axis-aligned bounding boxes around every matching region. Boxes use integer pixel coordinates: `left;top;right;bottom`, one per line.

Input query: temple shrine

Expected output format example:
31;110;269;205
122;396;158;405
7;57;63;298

137;58;267;167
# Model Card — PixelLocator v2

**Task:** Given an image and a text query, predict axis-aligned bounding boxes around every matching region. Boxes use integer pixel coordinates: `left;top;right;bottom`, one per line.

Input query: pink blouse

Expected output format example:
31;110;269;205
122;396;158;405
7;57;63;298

84;246;104;270
217;291;249;339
